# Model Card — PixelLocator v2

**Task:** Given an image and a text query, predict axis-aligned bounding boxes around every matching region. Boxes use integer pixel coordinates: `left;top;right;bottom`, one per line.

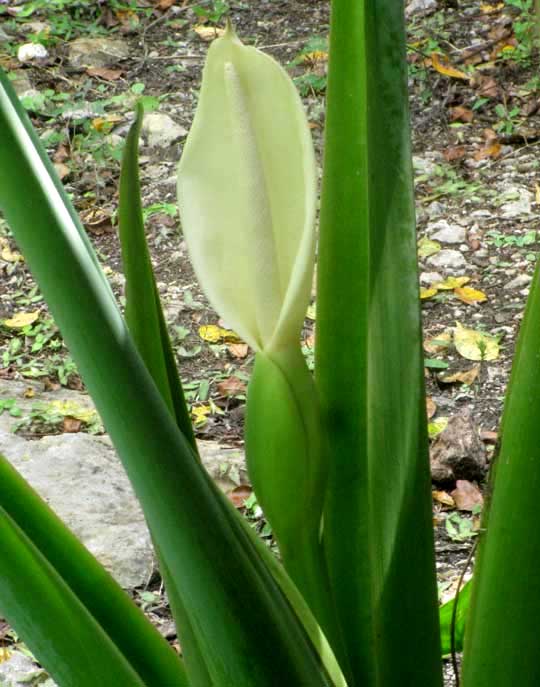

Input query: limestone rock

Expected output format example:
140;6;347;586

67;37;129;69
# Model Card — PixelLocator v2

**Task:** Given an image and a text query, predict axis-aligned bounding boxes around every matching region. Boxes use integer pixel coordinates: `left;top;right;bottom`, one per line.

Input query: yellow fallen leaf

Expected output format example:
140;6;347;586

193;25;225;41
0;647;10;664
433;276;470;290
199;324;222;343
3;310;40;328
432;489;455;507
192;404;211;425
424;329;453;354
480;2;504;11
1;246;23;262
431;53;470;81
536;183;540;205
454;286;488;305
420;287;438;300
417;238;441;258
24;387;35;398
428;417;449;438
300;50;328;65
199;324;241;343
454;322;499;361
438;364;480;385
48;400;98;424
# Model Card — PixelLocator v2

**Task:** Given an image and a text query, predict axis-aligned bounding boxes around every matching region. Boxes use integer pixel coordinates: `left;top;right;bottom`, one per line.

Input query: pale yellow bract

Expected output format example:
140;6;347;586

177;24;317;354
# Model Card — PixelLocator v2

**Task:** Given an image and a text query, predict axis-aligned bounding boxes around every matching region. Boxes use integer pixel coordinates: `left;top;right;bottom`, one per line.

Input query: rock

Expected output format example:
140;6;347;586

426;249;467;273
0;650;55;687
9;72;35;98
0;379;248;589
427;219;466;244
426;201;446;218
17;43;48;64
406;0;437;16
419;271;443;285
412;154;438;176
67;37;129;69
1;429;154;589
430;411;487;483
504;272;532;290
500;187;532;218
141;113;188;148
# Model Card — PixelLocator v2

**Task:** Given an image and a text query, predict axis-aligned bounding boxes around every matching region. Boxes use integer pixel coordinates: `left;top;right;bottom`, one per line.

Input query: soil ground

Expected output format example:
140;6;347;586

2;1;540;684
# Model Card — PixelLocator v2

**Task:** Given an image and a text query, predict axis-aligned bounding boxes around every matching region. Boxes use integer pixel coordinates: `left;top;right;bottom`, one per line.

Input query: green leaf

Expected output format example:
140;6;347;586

119;102;196;452
461;257;540;686
439;579;471;657
0;453;188;687
315;1;442;685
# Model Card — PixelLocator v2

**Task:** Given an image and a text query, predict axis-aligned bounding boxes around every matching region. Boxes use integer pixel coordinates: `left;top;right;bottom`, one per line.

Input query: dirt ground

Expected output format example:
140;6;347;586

1;0;540;684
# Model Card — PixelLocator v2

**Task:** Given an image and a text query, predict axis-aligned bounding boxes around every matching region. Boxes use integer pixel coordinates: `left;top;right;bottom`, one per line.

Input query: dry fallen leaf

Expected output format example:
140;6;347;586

228;484;253;509
454;322;499;361
87;66;124;81
430;52;470;81
474;142;502;161
193;25;225;41
454;286;488;305
192;404;211;425
3;310;40;328
80;207;114;235
426;396;437;419
1;245;23;263
451;480;484;511
420;287;438;300
54;162;70;180
450;106;474;123
199;324;241;343
433;276;470;290
438;364;480;386
432;490;455;508
228;343;249;359
417;237;441;258
300;50;328;66
424;329;453;354
443;145;467;162
63;417;82;433
428;417;449;438
217;376;246;397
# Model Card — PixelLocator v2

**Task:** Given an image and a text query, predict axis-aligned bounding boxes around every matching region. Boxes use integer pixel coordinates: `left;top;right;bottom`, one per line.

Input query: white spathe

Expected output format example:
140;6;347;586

177;25;316;353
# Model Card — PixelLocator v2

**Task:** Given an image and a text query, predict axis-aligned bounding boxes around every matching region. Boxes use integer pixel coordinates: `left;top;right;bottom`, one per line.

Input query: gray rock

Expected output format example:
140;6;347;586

500;187;532;218
67;37;129;69
430;411;487;483
141;113;188;148
426;249;468;273
426;201;446;218
412;154;438;176
0;429;154;589
504;273;532;290
9;73;35;98
0;379;248;589
0;650;55;687
427;219;466;244
406;0;437;16
419;271;443;285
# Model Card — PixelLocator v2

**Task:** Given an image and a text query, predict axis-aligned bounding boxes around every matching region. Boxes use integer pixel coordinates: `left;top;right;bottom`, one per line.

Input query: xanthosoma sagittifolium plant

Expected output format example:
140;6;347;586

0;1;539;686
